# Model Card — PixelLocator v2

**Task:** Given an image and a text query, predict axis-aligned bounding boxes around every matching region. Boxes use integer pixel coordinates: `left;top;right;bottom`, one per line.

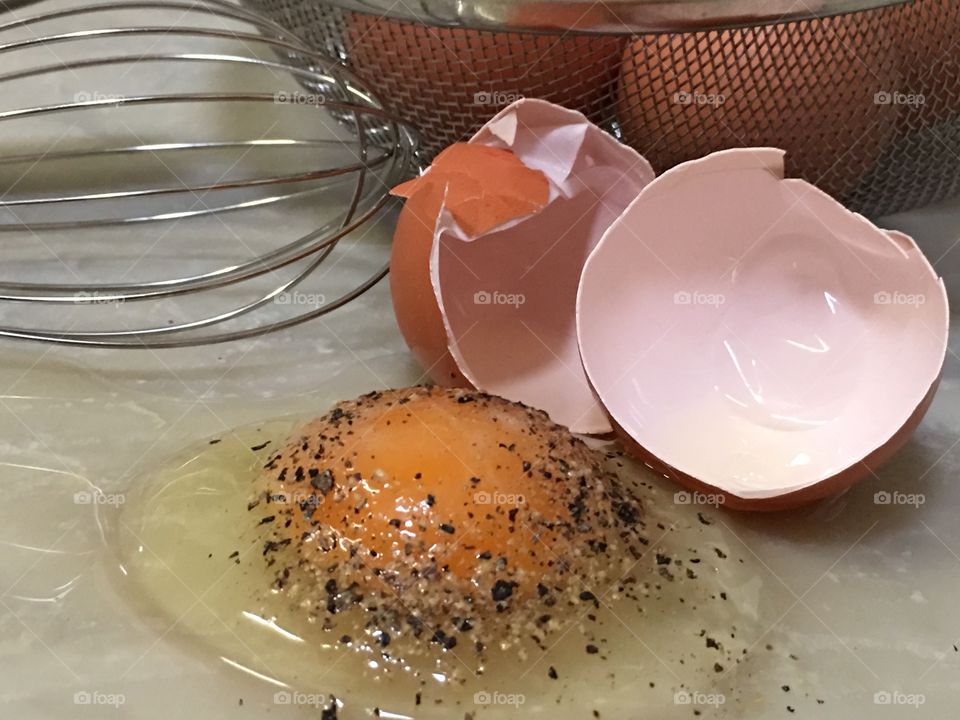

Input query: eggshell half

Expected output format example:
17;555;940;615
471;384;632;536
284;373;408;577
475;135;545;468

391;99;655;433
389;144;550;386
577;148;949;509
390;180;465;385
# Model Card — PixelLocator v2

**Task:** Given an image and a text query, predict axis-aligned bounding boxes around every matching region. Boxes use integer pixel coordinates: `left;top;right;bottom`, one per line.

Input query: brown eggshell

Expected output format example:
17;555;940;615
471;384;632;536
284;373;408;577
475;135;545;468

389;179;468;386
390;100;654;432
612;375;942;512
389;143;550;387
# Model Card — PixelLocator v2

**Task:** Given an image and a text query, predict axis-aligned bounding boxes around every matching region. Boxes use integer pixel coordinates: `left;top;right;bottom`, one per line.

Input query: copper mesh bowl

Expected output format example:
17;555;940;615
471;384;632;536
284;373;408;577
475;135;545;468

250;0;959;216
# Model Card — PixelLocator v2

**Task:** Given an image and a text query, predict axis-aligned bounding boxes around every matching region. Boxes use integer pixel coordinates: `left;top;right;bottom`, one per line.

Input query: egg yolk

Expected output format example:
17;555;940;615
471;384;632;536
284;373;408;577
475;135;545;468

252;387;645;658
290;397;571;581
257;387;621;585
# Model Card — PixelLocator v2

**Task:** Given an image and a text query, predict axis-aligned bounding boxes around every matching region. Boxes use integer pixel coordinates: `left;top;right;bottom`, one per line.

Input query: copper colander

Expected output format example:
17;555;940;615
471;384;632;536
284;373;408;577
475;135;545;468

249;0;958;216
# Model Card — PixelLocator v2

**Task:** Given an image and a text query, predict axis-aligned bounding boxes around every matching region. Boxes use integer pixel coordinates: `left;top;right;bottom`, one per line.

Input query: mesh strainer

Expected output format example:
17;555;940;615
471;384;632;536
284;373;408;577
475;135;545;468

244;0;958;216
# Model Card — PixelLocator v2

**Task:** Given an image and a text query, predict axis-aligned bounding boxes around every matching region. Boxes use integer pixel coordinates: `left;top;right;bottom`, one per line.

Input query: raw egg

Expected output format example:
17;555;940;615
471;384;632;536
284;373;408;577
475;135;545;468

577;148;949;510
617;15;900;199
114;388;806;717
252;387;645;643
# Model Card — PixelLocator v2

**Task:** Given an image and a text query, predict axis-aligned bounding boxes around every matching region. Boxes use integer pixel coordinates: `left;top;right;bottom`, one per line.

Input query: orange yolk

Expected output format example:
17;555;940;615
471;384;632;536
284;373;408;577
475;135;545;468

259;387;579;583
252;386;646;660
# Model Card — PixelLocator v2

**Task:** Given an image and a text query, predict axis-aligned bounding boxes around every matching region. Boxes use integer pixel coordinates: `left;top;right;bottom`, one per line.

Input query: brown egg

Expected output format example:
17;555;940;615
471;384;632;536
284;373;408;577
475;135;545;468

344;13;624;154
617;15;900;199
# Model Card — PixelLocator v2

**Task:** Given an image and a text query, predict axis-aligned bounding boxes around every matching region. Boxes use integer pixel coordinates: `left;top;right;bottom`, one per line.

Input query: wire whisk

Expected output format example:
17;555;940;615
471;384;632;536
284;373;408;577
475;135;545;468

0;0;417;347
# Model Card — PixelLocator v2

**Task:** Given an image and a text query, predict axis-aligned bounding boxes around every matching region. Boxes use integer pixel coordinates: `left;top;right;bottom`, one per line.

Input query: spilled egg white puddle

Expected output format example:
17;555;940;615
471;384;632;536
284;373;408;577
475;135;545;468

107;418;805;719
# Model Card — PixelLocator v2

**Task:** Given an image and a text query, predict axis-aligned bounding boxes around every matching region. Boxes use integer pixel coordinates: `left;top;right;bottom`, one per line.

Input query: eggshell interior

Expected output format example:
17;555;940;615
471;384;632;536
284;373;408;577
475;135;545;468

430;99;654;433
577;148;949;504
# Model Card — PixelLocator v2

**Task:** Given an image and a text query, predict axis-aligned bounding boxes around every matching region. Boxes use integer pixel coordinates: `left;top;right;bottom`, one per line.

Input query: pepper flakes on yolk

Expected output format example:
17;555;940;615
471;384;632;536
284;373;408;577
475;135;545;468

252;386;646;659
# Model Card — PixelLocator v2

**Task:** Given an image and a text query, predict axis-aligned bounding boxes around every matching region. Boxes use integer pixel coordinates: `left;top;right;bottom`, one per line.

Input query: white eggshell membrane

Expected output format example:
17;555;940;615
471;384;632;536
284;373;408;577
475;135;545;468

577;148;949;500
431;99;654;433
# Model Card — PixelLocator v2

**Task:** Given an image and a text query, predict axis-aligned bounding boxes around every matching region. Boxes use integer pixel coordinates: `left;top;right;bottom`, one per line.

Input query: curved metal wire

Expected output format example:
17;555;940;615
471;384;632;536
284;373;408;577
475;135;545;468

0;0;418;347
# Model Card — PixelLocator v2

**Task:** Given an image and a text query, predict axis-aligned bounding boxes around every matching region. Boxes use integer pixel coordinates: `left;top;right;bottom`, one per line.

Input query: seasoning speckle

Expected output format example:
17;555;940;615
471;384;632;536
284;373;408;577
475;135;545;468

491;579;515;602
